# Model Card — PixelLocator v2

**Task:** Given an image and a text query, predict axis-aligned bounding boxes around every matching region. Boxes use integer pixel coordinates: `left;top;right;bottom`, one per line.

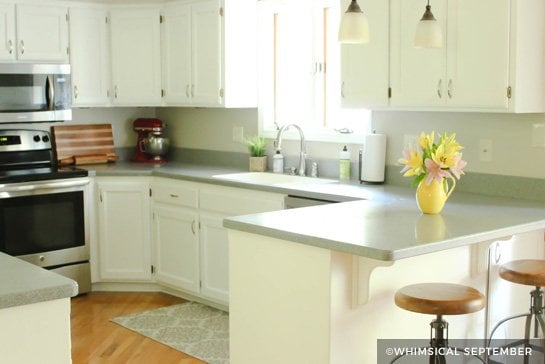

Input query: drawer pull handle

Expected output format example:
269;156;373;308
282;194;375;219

170;194;179;198
191;220;196;235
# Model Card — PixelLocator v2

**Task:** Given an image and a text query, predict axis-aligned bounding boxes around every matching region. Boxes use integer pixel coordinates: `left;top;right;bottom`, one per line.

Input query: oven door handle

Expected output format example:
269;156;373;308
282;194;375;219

0;179;89;192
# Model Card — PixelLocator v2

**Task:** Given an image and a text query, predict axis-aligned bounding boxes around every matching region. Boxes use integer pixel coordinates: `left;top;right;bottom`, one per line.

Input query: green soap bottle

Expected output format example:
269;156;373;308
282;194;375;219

339;145;350;180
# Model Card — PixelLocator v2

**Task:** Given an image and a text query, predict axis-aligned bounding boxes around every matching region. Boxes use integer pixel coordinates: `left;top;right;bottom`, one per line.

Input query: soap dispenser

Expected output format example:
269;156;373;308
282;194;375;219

339;145;350;180
273;150;284;173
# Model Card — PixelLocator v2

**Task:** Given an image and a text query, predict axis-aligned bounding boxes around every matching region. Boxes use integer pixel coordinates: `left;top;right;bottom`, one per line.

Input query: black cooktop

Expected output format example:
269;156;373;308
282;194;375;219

0;165;88;184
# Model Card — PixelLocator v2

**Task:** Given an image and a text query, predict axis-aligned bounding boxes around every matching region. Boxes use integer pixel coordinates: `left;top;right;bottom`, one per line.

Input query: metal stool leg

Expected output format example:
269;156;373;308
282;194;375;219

488;286;545;364
430;315;448;364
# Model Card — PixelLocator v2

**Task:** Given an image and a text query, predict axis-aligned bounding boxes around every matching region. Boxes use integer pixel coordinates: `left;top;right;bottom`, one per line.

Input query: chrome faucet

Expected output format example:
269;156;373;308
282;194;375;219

275;124;306;176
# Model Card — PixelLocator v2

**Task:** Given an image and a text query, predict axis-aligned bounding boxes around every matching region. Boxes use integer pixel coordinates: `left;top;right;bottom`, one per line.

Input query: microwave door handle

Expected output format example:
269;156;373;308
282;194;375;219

46;75;54;110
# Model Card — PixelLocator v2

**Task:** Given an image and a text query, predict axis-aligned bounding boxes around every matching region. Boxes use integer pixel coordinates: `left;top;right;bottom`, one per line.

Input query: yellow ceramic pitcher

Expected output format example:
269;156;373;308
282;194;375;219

416;175;456;214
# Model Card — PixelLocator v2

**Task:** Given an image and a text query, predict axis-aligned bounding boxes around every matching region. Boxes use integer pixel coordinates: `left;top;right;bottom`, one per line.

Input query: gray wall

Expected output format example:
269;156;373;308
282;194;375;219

156;107;545;179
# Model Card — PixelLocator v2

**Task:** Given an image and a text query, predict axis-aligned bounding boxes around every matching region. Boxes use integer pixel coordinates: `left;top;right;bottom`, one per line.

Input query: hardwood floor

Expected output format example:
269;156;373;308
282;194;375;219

71;292;206;364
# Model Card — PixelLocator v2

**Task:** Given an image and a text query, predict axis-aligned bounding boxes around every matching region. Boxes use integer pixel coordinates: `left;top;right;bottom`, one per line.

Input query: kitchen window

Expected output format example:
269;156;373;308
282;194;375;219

258;0;371;142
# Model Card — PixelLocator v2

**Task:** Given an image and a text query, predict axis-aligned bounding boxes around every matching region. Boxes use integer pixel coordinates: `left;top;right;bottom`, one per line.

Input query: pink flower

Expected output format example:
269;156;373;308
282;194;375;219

450;154;467;179
424;158;451;185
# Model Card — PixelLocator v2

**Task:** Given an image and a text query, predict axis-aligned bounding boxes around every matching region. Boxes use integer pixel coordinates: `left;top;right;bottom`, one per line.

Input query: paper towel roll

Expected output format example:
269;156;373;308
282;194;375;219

360;133;387;183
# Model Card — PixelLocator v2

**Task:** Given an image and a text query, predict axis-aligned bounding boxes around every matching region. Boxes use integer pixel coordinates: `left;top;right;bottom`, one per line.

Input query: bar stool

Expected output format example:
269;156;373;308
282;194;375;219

393;283;486;363
489;260;545;356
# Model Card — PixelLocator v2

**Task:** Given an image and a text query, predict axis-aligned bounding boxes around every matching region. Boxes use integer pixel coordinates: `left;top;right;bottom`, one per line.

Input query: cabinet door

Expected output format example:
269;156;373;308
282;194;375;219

97;180;151;281
161;3;192;105
191;1;222;106
69;8;110;106
0;3;15;61
446;0;509;110
16;4;68;62
153;204;200;294
390;0;447;107
340;0;389;108
110;8;162;106
199;212;229;304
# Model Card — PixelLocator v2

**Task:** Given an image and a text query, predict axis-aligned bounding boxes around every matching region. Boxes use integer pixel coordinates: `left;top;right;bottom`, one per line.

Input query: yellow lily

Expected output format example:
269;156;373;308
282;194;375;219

419;131;435;151
399;148;424;177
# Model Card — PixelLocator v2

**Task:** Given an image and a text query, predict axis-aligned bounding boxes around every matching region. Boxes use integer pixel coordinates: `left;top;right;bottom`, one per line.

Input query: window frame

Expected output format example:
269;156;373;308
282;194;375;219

257;0;372;144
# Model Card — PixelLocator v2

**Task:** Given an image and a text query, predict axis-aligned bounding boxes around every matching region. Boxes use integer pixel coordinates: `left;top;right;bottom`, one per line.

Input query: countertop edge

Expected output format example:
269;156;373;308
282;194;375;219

0;254;78;310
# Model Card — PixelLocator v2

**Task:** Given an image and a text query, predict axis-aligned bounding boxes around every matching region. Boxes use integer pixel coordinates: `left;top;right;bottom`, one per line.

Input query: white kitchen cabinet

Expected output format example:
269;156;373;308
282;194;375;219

0;4;15;61
340;0;389;108
151;179;200;293
151;177;285;305
109;6;162;106
199;212;229;303
389;0;545;112
16;4;69;62
161;0;257;107
0;3;68;62
198;184;285;304
69;7;110;106
153;203;200;294
161;3;192;105
96;178;152;282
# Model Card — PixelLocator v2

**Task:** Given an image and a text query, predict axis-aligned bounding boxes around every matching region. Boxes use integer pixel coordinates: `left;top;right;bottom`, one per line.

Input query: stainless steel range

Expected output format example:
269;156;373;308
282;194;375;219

0;129;90;293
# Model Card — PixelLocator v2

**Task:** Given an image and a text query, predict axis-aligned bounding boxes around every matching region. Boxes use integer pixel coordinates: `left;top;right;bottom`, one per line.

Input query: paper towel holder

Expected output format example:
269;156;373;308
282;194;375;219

358;132;387;184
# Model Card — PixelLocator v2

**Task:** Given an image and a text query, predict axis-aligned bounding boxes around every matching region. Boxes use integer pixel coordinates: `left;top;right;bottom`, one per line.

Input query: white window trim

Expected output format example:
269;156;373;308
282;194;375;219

257;0;372;144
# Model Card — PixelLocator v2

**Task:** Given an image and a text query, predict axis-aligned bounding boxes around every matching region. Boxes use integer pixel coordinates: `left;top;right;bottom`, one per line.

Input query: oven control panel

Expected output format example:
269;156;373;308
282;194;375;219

0;130;51;152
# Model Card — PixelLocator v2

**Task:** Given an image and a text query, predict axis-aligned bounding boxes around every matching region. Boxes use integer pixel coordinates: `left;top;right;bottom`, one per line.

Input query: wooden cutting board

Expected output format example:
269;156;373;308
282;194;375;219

52;124;119;165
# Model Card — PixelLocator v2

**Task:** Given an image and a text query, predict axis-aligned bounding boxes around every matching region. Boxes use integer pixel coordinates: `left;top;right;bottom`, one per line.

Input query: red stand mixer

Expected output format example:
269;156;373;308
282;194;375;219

132;118;169;164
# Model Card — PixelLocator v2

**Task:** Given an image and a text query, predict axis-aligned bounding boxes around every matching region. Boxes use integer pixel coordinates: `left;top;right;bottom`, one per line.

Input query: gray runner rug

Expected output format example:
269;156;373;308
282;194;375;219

111;302;229;364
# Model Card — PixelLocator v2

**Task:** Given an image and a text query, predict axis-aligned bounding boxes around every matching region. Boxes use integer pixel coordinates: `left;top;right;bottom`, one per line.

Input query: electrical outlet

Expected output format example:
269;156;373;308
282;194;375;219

403;134;419;149
232;126;244;143
479;139;493;162
532;123;545;147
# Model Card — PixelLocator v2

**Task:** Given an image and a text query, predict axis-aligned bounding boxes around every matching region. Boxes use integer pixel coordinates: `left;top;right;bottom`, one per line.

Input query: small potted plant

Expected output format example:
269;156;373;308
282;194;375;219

246;135;267;172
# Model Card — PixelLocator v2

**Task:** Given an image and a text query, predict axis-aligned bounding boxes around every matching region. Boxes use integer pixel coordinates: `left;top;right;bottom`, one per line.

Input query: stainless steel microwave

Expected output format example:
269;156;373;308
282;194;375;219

0;64;71;123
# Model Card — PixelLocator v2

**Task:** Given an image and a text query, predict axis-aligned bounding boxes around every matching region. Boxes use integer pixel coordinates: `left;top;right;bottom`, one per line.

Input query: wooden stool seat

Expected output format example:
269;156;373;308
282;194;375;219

499;259;545;287
395;283;486;315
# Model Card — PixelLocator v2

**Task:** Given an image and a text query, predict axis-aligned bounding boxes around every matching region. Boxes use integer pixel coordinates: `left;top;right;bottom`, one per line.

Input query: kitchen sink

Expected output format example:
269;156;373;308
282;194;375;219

212;172;338;186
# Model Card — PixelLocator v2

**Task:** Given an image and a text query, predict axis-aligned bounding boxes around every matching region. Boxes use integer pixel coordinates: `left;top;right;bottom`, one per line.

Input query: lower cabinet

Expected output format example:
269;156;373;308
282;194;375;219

95;177;152;282
94;176;285;306
199;212;229;303
151;178;285;305
153;203;200;294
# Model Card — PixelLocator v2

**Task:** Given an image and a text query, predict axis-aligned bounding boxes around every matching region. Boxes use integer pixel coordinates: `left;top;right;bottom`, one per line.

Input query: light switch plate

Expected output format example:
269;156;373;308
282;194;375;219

531;123;545;147
232;126;244;143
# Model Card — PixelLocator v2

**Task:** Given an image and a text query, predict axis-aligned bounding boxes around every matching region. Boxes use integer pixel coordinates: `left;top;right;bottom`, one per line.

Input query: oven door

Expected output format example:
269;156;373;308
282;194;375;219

0;64;72;123
0;177;89;268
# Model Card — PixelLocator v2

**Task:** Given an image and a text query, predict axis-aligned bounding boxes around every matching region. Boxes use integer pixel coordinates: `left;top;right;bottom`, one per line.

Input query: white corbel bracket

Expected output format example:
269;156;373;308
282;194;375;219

351;256;394;307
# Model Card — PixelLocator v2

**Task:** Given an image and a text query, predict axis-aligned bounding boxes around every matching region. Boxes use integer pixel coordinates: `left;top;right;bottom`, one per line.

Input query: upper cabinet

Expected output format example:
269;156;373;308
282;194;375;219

0;3;68;63
162;1;221;106
69;6;110;106
344;0;545;113
0;4;15;60
109;6;162;106
340;0;389;109
161;0;257;108
390;0;510;111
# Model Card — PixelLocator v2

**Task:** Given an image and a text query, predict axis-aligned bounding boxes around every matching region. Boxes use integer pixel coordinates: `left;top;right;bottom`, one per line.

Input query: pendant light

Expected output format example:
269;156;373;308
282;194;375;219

414;0;442;48
338;0;369;44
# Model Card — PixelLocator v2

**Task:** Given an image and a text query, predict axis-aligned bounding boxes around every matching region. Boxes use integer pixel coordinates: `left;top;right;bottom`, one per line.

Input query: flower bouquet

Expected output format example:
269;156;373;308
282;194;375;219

399;131;467;214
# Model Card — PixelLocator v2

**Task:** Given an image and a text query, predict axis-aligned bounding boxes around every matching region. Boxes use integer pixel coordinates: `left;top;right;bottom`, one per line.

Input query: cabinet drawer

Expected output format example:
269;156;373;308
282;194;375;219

200;186;284;215
152;181;198;208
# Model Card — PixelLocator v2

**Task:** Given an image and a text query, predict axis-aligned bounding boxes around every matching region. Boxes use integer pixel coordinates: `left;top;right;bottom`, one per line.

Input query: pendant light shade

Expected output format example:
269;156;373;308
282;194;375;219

338;0;369;44
414;2;442;48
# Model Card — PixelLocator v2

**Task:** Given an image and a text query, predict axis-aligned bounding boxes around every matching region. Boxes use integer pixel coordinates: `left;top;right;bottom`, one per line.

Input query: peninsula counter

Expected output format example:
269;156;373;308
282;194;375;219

225;191;545;364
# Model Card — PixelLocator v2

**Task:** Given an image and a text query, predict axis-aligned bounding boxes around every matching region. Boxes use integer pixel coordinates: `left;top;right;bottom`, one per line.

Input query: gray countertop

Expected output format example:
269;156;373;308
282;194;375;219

88;161;391;202
0;253;78;309
89;161;545;262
